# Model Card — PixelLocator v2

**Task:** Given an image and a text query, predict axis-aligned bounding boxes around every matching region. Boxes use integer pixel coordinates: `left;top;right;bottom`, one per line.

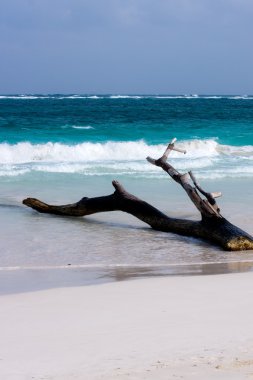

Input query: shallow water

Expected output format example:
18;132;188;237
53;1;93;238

1;175;253;273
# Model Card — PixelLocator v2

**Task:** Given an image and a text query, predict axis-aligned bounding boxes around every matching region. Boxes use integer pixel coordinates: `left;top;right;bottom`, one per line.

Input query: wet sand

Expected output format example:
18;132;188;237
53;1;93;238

1;261;253;294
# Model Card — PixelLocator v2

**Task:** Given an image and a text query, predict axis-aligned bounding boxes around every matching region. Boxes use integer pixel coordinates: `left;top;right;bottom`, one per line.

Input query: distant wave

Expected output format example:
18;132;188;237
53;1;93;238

1;95;253;100
109;95;142;99
1;139;253;179
0;95;44;99
58;95;101;99
228;96;251;100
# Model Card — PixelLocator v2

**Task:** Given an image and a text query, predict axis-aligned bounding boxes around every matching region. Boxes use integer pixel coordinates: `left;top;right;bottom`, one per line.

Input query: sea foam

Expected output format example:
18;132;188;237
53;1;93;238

0;140;221;163
0;139;252;179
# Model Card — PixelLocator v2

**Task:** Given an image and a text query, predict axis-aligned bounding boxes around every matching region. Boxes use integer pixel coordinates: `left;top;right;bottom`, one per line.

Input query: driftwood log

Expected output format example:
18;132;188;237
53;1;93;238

23;138;253;251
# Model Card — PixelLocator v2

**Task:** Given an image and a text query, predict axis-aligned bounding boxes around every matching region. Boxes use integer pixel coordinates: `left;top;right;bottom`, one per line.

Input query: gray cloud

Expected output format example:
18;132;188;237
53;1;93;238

0;0;252;94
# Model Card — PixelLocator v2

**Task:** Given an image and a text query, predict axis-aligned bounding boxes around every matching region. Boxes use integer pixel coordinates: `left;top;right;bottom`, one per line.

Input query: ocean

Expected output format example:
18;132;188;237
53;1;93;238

1;94;253;285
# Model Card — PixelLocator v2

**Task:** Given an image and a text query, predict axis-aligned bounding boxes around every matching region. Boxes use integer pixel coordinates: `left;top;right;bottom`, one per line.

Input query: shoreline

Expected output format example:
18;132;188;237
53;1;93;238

1;272;253;379
1;260;253;295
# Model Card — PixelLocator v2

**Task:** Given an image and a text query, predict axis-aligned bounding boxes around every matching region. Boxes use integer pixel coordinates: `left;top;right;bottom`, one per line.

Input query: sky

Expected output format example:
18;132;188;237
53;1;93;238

0;0;253;94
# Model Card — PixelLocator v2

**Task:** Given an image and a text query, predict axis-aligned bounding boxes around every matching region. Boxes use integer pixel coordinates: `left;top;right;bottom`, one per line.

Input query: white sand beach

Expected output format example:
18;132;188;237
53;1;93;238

1;272;253;380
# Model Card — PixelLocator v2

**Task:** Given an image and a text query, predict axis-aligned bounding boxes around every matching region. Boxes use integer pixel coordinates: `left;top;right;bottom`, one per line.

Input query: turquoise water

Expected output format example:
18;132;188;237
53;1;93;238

1;95;253;179
0;95;253;273
1;95;253;145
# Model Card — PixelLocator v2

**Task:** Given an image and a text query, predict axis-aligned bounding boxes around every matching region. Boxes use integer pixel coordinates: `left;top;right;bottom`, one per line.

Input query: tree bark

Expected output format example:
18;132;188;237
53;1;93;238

22;138;253;251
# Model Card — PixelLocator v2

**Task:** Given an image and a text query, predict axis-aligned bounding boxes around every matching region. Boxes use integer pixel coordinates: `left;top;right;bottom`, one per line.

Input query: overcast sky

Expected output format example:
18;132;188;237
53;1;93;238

0;0;252;94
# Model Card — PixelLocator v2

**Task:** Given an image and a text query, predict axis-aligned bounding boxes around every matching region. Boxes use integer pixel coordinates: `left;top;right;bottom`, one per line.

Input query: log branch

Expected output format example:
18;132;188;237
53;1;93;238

23;139;253;251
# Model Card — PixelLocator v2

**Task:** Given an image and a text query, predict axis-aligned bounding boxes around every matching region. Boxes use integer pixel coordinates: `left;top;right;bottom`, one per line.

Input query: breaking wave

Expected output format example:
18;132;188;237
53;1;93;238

0;139;253;179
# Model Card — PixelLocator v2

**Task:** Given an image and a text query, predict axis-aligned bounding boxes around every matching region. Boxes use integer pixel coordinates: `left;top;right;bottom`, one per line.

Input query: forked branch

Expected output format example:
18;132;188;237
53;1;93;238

147;138;221;219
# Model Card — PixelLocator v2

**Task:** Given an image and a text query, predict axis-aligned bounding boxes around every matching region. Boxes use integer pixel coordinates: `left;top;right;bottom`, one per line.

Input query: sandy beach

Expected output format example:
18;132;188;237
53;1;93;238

1;0;253;378
1;272;253;379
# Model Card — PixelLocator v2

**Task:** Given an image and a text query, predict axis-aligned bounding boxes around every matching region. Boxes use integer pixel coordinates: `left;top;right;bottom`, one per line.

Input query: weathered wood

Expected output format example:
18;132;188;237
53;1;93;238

23;180;253;251
22;138;253;251
147;138;221;218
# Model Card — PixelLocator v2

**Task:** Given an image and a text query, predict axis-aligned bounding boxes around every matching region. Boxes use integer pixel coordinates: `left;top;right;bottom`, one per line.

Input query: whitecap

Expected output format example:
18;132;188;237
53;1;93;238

1;139;252;164
0;139;252;179
109;95;142;99
71;125;94;130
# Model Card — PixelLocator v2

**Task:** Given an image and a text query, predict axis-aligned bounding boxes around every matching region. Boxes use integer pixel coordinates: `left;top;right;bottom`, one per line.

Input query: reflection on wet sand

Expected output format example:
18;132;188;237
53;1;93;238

1;261;253;295
106;261;253;280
